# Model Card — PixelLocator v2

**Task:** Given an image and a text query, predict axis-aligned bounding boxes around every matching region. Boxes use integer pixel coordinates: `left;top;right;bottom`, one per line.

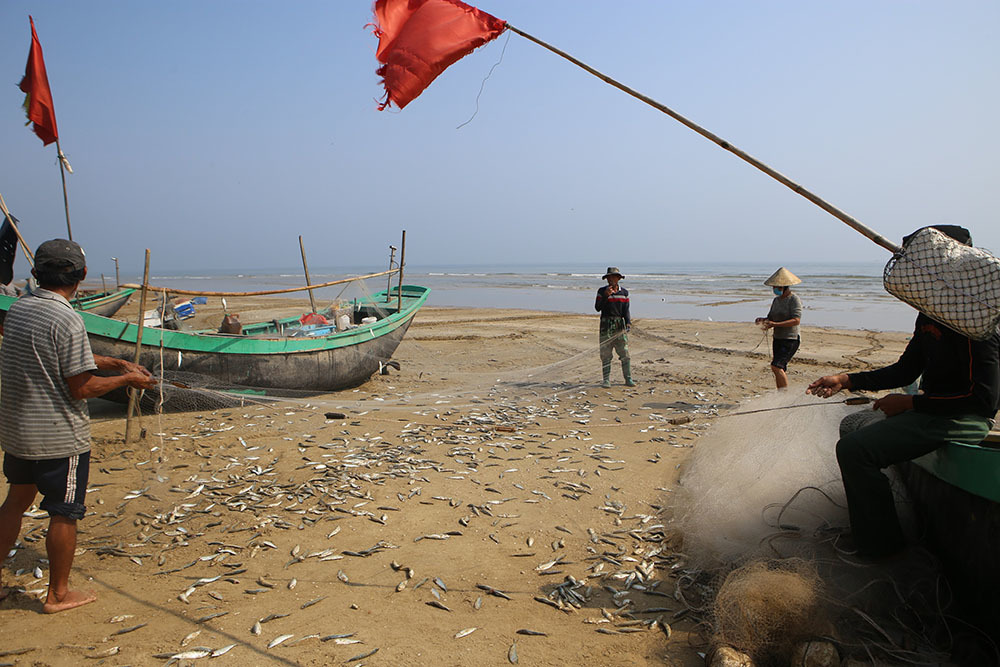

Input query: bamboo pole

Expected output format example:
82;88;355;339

0;193;36;268
124;249;151;444
112;257;120;287
121;268;399;298
396;230;406;313
386;245;397;298
298;235;318;313
56;139;73;241
504;24;901;255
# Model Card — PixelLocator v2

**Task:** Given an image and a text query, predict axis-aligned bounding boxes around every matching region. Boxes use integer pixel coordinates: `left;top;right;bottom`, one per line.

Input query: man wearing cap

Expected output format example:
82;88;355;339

756;267;803;389
0;239;156;613
595;267;635;388
807;225;1000;559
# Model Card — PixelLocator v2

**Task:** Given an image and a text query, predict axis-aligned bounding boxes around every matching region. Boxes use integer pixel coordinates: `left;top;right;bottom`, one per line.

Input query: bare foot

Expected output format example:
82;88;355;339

42;588;96;613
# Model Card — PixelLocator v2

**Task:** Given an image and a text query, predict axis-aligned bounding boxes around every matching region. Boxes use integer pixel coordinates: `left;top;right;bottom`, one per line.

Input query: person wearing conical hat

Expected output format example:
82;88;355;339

755;267;802;389
595;267;635;388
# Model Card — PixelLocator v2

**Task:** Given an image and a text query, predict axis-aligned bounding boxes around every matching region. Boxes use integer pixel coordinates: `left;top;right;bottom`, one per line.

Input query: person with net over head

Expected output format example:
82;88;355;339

595;267;635;388
0;239;157;613
755;267;803;389
807;225;1000;560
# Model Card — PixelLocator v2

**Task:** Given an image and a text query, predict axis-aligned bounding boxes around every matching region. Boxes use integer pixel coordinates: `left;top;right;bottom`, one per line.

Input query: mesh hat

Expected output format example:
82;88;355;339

35;239;86;272
602;267;625;280
764;267;801;287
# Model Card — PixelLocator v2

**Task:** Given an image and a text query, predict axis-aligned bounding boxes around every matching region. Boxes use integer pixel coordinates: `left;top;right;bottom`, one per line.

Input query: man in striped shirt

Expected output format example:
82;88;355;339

0;239;155;613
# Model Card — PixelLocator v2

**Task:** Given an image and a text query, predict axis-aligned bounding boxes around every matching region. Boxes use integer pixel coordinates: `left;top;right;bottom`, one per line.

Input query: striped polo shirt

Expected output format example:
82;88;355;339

0;288;97;459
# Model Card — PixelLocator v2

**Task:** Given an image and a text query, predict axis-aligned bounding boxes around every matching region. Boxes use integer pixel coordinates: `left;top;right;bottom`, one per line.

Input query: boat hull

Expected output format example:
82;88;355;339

71;288;135;317
0;285;428;398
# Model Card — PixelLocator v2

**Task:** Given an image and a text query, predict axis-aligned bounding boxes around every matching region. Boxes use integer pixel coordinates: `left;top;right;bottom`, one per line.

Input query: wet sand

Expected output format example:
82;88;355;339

0;304;909;666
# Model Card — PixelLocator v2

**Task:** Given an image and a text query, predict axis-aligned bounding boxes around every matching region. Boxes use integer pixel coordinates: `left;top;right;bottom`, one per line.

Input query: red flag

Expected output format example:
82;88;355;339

19;16;59;145
372;0;506;110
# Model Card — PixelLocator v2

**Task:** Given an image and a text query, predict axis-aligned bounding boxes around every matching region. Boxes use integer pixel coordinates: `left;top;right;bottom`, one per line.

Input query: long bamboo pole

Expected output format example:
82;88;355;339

504;24;901;255
121;268;399;298
298;235;318;313
124;249;151;444
0;193;36;268
396;230;406;313
55;139;73;241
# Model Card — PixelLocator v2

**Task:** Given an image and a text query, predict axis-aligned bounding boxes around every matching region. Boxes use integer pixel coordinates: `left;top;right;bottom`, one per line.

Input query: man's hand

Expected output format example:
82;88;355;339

873;393;913;417
124;372;158;391
118;360;152;377
806;373;851;398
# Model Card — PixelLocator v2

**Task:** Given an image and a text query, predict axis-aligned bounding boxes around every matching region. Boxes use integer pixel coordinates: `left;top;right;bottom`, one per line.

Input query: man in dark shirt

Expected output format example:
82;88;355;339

595;267;634;388
807;227;1000;558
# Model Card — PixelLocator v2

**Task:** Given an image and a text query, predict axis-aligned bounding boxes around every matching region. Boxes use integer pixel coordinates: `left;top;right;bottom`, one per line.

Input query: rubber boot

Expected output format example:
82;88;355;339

601;360;612;388
623;359;636;387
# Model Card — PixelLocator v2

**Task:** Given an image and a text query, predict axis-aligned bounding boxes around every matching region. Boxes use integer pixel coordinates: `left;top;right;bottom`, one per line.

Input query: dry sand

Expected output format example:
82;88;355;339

0;304;909;666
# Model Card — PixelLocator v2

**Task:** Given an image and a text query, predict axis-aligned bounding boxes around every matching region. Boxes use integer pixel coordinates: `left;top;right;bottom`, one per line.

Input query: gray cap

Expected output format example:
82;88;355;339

35;239;86;272
602;267;624;280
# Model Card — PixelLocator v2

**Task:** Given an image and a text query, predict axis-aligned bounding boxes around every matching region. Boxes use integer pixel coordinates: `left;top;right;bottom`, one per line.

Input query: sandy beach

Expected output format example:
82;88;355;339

0;303;909;666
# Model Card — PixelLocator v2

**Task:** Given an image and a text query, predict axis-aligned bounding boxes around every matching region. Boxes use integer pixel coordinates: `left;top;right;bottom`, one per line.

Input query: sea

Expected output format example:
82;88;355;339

127;261;917;333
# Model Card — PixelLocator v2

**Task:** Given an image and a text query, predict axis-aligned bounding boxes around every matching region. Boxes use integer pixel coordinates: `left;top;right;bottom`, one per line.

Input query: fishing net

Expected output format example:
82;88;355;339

675;392;856;565
883;226;1000;340
710;559;828;665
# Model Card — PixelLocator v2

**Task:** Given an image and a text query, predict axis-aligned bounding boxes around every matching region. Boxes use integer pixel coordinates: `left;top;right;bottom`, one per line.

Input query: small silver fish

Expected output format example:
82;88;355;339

211;644;237;657
508;642;519;664
268;634;294;649
454;627;477;639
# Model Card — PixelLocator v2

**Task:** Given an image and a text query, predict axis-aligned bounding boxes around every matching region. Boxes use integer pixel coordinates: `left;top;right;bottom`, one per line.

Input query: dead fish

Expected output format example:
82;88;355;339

320;633;355;642
251;621;262;636
108;614;134;624
516;629;548;636
301;595;327;609
345;648;378;663
211;644;237;657
395;581;406;592
181;630;201;646
337;570;349;584
473;596;482;610
257;577;276;588
454;627;477;639
165;649;208;661
426;600;452;612
508;642;519;664
196;611;227;623
287;578;297;590
108;622;146;637
434;577;447;592
268;634;294;649
260;613;289;624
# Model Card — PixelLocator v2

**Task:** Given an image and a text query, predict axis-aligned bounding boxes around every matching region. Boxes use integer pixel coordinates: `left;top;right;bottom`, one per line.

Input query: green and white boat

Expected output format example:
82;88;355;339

69;287;135;317
0;285;428;396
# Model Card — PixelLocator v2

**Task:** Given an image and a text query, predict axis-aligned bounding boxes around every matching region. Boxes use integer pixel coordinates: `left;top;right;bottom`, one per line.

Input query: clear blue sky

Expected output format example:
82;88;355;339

1;1;997;277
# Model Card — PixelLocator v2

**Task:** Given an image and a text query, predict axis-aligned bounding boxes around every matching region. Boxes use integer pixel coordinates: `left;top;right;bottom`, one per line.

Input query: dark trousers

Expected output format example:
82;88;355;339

836;410;991;556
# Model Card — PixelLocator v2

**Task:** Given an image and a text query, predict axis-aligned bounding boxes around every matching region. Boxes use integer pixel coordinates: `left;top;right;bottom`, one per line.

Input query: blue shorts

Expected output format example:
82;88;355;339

771;336;800;371
2;451;90;520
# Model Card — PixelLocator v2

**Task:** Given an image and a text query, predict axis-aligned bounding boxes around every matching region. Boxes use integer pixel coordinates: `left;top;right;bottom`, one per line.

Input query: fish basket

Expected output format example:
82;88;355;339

883;227;1000;340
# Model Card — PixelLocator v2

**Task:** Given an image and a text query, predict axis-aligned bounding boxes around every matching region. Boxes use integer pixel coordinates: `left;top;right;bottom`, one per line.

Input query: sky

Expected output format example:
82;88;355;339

1;1;998;278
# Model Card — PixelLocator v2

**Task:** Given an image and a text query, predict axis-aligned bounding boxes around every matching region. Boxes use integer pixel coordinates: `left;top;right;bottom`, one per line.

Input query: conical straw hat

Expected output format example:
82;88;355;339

764;267;801;287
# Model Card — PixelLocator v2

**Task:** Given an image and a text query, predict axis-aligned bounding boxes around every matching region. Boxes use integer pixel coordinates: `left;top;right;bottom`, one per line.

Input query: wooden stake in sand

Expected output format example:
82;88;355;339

125;249;151;443
299;234;318;314
397;229;406;314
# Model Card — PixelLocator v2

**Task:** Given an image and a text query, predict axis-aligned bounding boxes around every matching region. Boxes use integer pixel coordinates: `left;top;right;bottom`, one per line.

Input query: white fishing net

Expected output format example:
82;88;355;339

884;227;1000;340
675;391;856;565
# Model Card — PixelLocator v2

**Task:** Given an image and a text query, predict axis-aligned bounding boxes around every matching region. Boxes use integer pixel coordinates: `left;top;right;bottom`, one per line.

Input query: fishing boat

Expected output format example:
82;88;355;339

0;284;429;399
897;429;1000;640
69;287;135;317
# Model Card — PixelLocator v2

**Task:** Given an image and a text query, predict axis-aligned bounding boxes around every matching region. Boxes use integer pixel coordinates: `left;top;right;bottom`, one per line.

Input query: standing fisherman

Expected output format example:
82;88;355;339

0;239;156;612
756;267;802;389
595;267;635;388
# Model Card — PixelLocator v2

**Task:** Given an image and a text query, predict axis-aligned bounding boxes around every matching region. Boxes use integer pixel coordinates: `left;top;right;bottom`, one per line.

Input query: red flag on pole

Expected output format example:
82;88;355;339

372;0;506;110
19;16;59;145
